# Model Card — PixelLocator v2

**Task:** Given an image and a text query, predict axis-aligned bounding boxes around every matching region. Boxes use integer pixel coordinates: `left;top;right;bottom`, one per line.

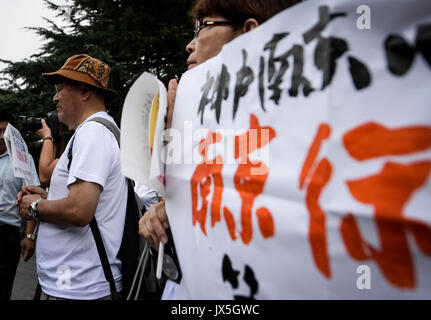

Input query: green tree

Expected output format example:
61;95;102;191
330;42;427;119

0;0;195;124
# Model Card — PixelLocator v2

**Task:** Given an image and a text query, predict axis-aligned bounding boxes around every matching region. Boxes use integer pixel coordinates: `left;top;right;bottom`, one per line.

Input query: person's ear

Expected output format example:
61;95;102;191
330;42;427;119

242;18;259;33
79;84;91;101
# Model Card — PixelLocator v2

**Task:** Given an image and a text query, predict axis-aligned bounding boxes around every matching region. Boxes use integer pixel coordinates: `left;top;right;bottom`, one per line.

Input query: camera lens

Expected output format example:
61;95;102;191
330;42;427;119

27;117;43;132
19;116;43;132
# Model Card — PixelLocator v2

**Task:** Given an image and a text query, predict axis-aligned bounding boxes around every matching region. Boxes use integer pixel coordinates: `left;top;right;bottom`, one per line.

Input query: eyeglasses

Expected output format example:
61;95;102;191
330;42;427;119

194;19;235;38
54;81;80;93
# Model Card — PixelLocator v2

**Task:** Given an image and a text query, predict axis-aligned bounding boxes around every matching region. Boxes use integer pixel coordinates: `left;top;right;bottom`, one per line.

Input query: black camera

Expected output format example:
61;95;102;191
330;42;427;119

19;110;62;142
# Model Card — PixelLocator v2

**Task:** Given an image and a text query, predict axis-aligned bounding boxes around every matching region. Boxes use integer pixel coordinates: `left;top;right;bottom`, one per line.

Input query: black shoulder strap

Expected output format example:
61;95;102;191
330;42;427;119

89;218;120;299
67;117;122;299
67;136;75;172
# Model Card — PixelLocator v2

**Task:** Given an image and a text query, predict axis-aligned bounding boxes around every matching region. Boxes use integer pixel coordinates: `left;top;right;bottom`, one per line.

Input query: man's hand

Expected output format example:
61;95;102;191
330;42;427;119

16;185;48;207
139;200;170;250
19;194;42;220
21;238;35;262
18;180;102;227
36;119;52;139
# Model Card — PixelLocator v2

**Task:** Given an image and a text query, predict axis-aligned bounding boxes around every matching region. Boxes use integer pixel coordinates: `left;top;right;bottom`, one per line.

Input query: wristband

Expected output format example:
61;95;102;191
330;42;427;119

43;136;53;142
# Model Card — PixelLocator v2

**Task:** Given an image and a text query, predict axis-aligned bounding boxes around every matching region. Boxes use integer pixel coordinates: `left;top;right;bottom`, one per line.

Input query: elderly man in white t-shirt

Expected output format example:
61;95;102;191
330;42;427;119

17;54;128;300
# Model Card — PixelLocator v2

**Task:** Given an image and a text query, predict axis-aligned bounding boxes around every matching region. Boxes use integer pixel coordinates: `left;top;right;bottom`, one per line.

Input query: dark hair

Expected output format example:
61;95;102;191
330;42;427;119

0;111;13;123
192;0;302;25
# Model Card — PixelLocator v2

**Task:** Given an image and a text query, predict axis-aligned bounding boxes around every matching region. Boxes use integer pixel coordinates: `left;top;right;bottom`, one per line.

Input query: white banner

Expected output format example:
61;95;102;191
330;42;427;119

164;0;431;299
4;123;33;183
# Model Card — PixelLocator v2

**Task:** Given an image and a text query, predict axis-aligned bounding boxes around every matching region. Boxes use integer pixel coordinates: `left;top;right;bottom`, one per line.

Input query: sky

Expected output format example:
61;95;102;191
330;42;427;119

0;0;68;71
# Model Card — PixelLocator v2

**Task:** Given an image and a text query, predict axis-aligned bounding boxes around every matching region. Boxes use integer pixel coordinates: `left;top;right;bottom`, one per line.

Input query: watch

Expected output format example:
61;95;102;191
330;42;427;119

28;198;42;221
26;233;36;241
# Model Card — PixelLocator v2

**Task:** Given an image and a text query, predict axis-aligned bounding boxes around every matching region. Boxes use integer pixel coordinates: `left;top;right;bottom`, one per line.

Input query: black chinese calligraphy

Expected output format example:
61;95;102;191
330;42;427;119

233;50;255;119
222;254;240;289
198;65;230;124
197;5;373;125
222;254;259;300
385;23;431;76
303;5;371;90
262;33;314;107
258;5;371;110
234;266;258;300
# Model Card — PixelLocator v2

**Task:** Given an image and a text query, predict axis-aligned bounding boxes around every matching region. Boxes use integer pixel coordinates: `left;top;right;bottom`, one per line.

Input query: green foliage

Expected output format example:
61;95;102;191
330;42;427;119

0;0;195;124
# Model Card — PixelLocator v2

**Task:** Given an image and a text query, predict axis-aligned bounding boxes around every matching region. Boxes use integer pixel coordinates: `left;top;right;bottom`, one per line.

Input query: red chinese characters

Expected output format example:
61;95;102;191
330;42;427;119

190;114;276;244
300;121;431;288
299;123;332;277
341;122;431;288
190;131;224;236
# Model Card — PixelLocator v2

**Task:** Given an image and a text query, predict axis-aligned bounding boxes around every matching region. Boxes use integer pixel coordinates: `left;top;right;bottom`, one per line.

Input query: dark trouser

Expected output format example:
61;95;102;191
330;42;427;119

0;225;21;300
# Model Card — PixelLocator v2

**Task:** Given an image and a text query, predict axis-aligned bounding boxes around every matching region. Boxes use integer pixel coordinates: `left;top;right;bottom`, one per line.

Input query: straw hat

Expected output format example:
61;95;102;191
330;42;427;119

42;54;116;95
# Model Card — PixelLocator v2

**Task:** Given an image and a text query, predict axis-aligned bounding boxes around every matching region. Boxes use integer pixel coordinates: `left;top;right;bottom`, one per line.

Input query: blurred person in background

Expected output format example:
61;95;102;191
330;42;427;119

0;112;39;300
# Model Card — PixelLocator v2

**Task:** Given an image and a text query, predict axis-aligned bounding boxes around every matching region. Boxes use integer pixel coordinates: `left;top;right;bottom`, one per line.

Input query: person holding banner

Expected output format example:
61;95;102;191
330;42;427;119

138;0;303;299
164;0;431;299
16;54;128;300
0;112;39;300
140;0;303;252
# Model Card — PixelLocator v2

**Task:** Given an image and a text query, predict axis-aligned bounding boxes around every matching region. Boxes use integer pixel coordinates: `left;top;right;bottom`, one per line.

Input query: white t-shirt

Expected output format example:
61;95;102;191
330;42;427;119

36;112;128;299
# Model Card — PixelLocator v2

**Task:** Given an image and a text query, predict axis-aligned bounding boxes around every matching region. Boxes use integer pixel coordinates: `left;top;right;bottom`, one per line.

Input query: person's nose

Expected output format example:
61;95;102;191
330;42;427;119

186;38;196;53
